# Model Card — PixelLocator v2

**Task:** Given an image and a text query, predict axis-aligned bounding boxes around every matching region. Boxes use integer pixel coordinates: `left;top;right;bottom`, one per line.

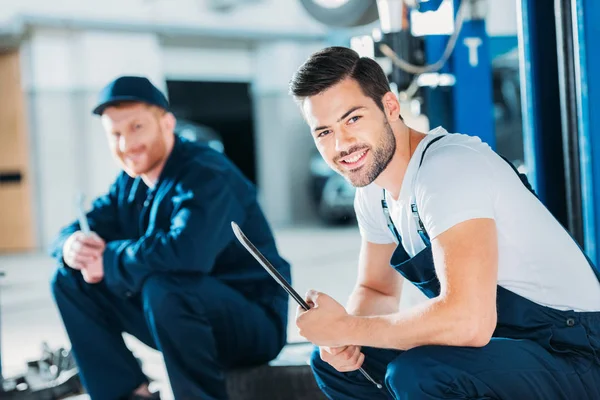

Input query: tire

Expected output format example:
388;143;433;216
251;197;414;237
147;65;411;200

299;0;380;27
318;175;356;225
226;364;328;400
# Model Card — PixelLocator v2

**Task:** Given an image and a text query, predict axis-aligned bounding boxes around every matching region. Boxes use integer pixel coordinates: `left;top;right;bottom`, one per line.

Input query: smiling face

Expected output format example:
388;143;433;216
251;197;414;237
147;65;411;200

101;102;175;180
302;78;397;187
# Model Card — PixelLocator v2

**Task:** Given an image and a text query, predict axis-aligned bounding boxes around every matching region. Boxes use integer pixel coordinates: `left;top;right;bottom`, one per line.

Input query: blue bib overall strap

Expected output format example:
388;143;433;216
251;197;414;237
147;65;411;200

381;192;401;244
386;135;600;388
382;135;446;246
383;135;540;249
399;136;600;283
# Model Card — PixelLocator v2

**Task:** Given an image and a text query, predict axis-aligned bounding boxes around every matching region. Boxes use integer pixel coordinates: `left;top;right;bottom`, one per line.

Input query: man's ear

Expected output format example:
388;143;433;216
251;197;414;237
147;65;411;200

162;112;176;133
381;92;402;122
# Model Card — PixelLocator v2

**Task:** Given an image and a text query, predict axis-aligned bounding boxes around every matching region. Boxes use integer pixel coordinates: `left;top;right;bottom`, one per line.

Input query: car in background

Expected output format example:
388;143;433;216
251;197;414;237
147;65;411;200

309;154;357;225
492;48;524;170
174;119;225;153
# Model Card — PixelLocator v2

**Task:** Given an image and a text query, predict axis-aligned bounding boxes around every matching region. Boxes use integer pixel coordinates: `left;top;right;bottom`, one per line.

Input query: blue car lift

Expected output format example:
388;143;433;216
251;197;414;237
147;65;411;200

519;0;600;264
424;0;600;263
421;0;495;147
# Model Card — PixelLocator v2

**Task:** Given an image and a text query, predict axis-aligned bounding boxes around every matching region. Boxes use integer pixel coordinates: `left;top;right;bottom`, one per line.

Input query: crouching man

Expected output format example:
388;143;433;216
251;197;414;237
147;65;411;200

50;76;291;400
291;47;600;399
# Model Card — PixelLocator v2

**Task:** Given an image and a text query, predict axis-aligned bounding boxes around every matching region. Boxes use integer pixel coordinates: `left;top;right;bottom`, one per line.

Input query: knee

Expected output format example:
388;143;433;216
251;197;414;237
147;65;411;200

50;267;80;299
385;346;438;395
309;346;331;386
309;346;344;387
309;346;328;376
140;274;203;323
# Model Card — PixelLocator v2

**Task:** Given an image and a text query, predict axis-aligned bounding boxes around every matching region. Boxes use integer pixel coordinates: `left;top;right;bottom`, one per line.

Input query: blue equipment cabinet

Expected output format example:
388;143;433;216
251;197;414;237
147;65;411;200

421;0;495;147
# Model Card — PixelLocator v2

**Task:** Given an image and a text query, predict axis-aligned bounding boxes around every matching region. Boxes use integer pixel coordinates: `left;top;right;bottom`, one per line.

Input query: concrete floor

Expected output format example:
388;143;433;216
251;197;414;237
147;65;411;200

0;224;425;398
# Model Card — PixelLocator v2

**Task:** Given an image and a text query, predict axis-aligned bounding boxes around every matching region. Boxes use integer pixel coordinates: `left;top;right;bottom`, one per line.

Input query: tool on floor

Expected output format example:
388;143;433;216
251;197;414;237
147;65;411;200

0;218;85;398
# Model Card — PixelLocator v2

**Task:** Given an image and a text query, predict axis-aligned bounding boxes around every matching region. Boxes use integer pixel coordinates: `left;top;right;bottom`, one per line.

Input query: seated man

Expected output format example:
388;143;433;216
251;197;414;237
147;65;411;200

290;47;600;399
50;76;291;400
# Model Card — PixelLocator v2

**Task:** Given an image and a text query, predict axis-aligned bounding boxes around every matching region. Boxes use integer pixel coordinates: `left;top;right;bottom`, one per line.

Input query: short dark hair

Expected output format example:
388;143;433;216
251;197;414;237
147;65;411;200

289;46;391;111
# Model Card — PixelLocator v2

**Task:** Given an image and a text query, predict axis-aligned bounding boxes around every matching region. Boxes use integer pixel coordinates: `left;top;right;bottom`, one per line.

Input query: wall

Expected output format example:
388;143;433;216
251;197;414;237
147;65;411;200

0;51;35;251
162;40;254;83
487;0;518;36
252;41;325;225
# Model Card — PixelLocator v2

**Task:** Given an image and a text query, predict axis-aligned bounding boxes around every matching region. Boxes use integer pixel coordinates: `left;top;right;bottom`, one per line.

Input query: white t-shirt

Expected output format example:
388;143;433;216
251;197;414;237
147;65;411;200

355;127;600;312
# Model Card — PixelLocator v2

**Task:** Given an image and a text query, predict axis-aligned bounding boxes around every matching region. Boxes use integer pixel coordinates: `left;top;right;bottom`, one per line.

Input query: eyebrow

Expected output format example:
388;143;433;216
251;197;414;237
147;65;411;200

109;117;143;133
313;106;366;132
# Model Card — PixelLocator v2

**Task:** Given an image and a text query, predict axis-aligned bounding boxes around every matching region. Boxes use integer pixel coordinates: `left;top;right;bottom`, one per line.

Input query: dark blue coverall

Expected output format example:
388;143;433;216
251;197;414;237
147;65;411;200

49;136;291;400
311;136;600;399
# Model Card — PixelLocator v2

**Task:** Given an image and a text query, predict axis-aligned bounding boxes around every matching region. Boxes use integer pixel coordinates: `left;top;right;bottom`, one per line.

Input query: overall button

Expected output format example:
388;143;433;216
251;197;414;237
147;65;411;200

143;193;154;208
125;291;133;298
566;318;576;327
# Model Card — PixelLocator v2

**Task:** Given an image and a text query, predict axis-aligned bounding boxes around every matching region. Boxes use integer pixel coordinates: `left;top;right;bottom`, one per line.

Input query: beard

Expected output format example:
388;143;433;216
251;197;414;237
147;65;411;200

119;129;168;177
335;119;396;187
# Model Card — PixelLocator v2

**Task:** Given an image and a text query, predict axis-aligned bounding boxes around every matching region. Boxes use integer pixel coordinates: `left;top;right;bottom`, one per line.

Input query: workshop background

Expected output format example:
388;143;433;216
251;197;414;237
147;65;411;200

1;0;599;398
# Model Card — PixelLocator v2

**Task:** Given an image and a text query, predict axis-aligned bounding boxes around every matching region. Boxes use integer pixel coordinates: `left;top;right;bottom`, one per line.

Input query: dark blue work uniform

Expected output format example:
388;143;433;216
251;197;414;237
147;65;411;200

311;137;600;399
50;136;291;400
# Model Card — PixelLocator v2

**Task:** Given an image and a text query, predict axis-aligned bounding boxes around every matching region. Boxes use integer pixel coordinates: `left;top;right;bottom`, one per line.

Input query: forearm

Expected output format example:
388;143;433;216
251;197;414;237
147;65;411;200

105;235;215;274
344;297;495;350
346;285;400;316
102;232;216;296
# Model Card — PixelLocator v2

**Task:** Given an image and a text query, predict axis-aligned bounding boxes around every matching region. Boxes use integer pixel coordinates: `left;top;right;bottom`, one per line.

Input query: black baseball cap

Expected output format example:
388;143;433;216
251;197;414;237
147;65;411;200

92;76;170;115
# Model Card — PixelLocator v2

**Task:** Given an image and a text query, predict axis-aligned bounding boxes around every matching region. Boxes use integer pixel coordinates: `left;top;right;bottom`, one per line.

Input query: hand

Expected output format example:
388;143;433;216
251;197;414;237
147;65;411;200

81;254;104;284
320;345;365;372
296;290;351;347
63;231;105;270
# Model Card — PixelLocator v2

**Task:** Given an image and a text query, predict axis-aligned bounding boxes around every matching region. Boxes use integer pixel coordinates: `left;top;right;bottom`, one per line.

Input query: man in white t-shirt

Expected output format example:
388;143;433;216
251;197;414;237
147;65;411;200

289;46;600;399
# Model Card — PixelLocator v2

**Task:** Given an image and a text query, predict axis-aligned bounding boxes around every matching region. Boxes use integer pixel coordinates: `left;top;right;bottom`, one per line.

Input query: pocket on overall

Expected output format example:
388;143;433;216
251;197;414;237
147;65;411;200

548;324;596;375
390;245;441;299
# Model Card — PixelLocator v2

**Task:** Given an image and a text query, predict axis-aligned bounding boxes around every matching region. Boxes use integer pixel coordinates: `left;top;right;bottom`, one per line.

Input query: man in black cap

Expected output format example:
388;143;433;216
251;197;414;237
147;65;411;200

49;76;291;400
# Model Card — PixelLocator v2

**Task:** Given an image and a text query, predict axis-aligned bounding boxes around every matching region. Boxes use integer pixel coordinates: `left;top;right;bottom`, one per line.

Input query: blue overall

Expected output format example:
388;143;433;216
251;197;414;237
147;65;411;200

49;136;291;400
311;137;600;399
